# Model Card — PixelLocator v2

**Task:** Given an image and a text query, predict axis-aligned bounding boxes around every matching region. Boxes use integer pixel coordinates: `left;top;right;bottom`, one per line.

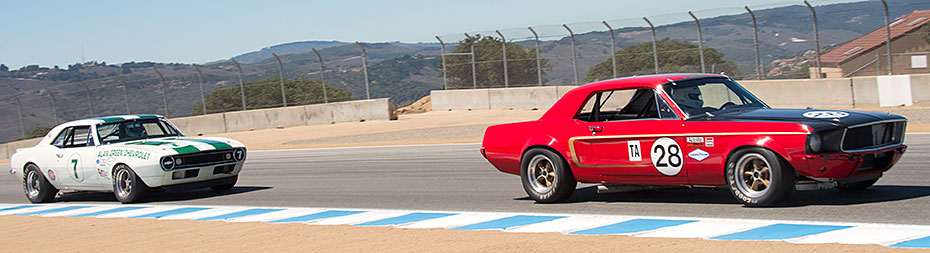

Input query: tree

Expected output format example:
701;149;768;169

444;34;549;89
585;38;741;82
195;77;353;115
24;125;52;140
0;64;8;72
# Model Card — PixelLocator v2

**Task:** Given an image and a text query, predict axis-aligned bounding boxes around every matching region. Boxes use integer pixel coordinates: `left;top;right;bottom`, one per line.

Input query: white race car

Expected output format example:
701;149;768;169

9;115;246;203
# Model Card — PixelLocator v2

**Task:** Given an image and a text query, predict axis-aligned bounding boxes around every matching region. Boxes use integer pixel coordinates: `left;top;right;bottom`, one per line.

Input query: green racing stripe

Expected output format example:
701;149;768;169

172;145;200;154
184;138;232;149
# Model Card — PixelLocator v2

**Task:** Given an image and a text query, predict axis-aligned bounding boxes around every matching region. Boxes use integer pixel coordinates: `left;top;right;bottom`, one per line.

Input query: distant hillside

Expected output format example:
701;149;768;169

231;41;441;64
3;0;930;142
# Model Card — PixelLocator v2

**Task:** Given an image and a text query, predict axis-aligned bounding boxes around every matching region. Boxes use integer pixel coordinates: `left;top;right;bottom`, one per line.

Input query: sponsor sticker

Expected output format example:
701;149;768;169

688;149;710;161
97;149;151;160
686;137;704;147
627;140;642;162
47;170;56;181
97;169;109;180
705;137;715;147
803;111;849;118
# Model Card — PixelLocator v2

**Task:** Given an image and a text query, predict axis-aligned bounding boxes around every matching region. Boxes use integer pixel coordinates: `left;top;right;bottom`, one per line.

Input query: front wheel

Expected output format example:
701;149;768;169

23;164;57;203
521;148;576;203
725;148;794;207
113;165;149;204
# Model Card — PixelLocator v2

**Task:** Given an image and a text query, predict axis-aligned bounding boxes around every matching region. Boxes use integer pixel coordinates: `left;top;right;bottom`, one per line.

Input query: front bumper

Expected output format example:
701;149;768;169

139;162;243;188
798;144;907;179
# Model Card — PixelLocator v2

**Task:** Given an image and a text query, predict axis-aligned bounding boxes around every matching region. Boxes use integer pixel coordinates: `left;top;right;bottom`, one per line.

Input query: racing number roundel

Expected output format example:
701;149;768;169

650;137;682;176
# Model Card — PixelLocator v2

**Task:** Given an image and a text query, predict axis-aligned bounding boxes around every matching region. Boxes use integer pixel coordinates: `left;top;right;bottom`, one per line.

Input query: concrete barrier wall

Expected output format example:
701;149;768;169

910;74;930;106
171;113;227;136
2;99;393;159
430;76;930;111
739;78;855;108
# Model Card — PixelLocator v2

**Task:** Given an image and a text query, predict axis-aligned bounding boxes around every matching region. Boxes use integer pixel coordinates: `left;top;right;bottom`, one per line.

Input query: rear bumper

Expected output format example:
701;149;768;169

796;144;906;179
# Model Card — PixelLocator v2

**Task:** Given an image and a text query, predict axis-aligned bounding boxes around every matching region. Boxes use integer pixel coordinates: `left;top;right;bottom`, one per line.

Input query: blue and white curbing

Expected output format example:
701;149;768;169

1;203;929;248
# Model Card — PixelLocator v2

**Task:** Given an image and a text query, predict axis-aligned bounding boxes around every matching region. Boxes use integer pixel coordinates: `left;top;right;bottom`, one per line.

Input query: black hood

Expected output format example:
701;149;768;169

693;108;906;131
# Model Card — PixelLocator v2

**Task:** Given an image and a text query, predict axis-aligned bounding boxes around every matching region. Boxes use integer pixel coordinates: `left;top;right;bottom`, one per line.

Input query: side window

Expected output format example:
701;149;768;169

51;127;71;148
575;89;664;122
61;126;93;148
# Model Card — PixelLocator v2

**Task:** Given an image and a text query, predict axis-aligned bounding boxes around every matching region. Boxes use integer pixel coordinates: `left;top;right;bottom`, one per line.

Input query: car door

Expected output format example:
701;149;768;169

56;125;101;189
569;88;688;184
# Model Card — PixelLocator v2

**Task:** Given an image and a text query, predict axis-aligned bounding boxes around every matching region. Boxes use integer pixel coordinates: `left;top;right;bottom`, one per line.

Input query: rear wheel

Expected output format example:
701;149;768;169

113;165;149;203
725;148;794;207
521;148;576;203
23;164;57;203
836;178;879;191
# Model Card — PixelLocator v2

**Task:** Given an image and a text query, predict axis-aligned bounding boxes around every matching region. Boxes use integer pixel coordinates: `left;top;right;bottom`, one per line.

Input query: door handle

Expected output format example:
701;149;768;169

589;126;604;133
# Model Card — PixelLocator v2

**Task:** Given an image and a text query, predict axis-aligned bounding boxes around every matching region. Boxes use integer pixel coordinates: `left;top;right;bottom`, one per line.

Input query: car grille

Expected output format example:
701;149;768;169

842;121;905;151
174;149;237;169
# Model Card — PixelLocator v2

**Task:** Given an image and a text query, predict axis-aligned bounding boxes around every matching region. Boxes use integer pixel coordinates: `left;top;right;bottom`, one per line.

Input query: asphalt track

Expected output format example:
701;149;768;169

2;134;930;225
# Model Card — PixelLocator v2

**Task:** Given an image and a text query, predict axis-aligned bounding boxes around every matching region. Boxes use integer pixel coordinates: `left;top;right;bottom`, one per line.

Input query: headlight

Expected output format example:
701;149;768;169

161;156;176;171
233;148;246;161
808;133;823;153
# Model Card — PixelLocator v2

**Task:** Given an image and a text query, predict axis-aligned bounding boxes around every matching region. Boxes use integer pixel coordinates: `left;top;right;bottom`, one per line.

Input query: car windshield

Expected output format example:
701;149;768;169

663;78;767;117
96;118;182;145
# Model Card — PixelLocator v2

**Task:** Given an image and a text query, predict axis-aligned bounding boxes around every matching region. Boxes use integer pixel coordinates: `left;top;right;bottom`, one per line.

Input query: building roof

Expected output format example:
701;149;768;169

822;10;930;64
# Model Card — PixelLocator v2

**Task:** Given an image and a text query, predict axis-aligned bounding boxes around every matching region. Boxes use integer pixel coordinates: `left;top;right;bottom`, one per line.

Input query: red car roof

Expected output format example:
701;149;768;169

541;73;727;120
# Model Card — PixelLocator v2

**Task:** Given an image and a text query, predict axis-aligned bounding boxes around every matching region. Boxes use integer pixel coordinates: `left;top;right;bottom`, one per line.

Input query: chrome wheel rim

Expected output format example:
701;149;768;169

25;170;40;198
527;155;556;193
735;153;772;198
115;167;132;198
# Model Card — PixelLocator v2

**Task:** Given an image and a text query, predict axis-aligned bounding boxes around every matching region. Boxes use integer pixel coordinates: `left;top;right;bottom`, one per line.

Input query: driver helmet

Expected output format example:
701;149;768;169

125;123;146;138
672;86;703;113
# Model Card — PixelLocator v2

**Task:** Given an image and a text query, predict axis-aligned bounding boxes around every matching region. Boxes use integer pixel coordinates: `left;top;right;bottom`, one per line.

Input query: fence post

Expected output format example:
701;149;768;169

271;53;288;106
193;64;207;115
643;17;660;74
312;48;329;103
495;30;509;88
804;1;822;79
11;93;25;138
688;11;707;73
117;75;131;114
44;88;59;125
435;36;448;90
465;33;477;89
355;42;371;100
563;24;579;85
79;82;95;117
880;0;893;75
603;21;617;79
528;27;543;86
230;59;247;110
153;68;169;116
746;6;763;80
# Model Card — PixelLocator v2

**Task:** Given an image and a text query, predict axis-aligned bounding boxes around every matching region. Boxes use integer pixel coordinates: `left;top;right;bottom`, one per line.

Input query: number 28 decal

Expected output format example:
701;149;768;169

650;137;682;176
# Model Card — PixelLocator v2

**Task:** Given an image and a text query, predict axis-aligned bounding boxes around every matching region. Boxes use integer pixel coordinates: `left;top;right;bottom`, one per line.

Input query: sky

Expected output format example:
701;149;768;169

1;0;826;69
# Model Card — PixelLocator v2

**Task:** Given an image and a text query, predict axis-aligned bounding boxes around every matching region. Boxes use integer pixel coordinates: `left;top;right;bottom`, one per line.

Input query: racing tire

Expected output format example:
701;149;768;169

23;164;58;203
836;178;879;191
210;176;238;191
113;165;149;204
521;148;576;203
725;148;794;207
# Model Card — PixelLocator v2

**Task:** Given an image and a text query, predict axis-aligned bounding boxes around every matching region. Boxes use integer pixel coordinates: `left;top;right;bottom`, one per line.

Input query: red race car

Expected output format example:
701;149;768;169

481;74;907;206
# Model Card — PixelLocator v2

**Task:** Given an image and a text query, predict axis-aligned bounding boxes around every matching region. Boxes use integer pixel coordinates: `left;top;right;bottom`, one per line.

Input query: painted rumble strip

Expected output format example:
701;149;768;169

3;203;930;249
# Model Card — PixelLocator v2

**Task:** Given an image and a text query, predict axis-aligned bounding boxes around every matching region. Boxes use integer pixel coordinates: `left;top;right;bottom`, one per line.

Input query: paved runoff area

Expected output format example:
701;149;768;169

1;203;928;249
